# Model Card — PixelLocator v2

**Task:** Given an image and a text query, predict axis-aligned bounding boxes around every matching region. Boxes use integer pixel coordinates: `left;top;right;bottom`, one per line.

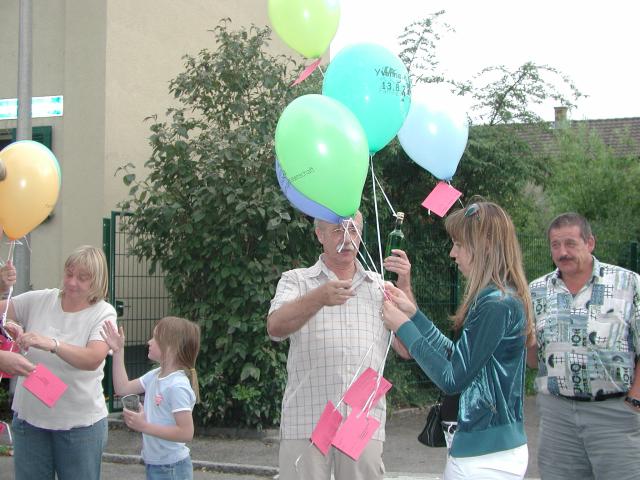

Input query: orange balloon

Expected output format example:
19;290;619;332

0;141;61;240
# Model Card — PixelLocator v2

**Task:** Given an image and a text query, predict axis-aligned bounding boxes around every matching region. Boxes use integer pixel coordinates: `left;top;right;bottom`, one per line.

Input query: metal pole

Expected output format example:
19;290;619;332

14;0;33;294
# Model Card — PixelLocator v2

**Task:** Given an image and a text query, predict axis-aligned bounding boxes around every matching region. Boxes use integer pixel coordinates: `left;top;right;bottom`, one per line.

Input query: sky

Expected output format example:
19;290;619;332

331;0;640;122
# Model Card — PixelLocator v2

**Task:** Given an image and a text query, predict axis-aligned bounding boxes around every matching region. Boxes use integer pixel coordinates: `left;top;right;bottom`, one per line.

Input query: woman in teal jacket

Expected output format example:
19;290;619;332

383;201;534;480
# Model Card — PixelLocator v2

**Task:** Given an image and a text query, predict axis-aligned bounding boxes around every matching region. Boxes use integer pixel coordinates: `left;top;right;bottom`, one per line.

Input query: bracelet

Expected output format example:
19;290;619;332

624;396;640;408
50;337;59;354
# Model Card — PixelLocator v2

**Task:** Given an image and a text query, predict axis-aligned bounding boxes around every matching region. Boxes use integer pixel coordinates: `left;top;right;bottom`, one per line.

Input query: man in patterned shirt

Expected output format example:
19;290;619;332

527;212;640;480
267;212;413;480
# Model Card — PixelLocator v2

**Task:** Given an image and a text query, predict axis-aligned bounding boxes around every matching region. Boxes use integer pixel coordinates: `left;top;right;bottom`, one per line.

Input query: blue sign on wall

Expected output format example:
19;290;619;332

0;96;63;120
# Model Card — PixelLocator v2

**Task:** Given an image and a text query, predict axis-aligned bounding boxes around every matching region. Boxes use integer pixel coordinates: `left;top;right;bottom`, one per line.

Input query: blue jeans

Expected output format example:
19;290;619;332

146;456;193;480
12;414;108;480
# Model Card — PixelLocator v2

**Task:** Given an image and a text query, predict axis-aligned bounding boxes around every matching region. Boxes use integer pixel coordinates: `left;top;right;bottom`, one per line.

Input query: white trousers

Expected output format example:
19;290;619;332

444;444;528;480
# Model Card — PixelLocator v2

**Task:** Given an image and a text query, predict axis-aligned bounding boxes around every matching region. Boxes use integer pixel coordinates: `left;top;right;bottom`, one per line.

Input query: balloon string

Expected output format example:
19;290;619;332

343;218;389;300
370;156;385;279
1;241;16;328
372;173;397;218
334;342;374;410
22;235;31;253
359;331;394;417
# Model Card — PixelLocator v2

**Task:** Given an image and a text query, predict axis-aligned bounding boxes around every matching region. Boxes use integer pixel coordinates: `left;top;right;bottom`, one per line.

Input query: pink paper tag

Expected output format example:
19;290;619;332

0;422;5;435
0;337;18;378
0;336;15;352
310;401;343;455
421;181;462;217
331;410;381;460
343;367;392;411
291;58;322;86
22;363;68;408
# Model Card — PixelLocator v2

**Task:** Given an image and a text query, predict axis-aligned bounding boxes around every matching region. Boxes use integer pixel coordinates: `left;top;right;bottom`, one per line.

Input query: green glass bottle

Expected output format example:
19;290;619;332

385;212;406;283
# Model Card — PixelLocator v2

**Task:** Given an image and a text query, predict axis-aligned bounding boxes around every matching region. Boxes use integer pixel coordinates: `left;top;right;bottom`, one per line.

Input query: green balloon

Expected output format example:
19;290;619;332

268;0;341;58
275;94;369;217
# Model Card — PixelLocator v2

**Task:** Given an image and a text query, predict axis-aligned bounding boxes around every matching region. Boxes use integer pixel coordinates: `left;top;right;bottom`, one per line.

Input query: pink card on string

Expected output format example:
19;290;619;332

310;401;343;455
343;367;392;411
0;337;18;378
0;422;5;435
291;59;322;86
0;336;15;352
22;363;68;408
421;181;462;217
331;410;381;460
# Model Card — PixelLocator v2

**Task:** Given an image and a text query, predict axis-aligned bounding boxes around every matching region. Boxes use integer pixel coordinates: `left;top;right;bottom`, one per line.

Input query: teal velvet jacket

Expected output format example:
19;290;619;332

396;286;527;458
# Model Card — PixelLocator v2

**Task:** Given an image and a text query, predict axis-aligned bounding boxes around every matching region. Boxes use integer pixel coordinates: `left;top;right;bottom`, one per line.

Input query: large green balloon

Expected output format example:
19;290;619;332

268;0;341;58
275;94;369;217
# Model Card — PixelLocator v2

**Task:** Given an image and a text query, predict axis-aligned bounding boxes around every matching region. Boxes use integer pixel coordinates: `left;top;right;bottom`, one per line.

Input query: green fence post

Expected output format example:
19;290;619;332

102;217;114;413
449;264;459;315
630;241;638;273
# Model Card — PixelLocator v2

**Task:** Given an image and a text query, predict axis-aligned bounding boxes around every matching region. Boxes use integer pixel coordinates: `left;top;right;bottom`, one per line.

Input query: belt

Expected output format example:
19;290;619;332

560;392;625;402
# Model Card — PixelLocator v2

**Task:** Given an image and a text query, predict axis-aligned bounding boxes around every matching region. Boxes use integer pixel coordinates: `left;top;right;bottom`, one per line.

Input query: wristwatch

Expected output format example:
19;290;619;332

624;396;640;408
50;337;60;354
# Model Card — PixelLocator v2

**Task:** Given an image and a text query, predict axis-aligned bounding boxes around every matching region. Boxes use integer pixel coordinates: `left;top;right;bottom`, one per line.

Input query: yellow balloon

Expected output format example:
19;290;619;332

0;141;61;240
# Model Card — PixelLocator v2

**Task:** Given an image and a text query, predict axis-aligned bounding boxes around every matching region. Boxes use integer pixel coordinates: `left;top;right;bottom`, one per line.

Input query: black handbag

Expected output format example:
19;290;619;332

417;399;446;447
417;334;460;448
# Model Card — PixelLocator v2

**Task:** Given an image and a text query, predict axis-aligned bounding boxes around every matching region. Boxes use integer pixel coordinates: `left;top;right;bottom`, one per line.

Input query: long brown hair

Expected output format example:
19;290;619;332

445;201;534;345
154;316;201;403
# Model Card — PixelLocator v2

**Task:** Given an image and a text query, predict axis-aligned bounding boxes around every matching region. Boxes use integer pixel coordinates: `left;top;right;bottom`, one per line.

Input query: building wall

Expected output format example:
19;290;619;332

1;0;284;288
0;0;68;288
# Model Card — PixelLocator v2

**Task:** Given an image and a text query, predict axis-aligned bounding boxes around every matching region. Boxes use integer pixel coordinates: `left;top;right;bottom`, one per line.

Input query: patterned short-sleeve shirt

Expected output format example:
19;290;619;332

269;256;390;441
530;257;640;398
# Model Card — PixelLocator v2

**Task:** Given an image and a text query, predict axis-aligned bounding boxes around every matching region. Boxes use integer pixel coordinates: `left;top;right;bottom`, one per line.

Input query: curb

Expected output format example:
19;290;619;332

107;414;279;442
102;453;278;477
101;454;540;480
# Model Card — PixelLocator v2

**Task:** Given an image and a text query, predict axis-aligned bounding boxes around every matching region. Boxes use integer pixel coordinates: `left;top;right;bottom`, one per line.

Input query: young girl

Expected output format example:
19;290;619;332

101;316;200;480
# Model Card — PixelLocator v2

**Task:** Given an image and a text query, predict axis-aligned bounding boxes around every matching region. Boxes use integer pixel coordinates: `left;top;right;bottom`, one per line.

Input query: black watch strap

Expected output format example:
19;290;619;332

625;396;640;408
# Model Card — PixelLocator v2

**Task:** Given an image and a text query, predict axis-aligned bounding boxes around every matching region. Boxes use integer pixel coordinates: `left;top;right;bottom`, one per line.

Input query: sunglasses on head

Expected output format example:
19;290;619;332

464;203;480;218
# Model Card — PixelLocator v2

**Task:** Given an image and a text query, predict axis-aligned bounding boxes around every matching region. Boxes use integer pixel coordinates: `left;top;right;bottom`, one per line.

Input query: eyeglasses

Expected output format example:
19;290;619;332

331;226;361;237
464;203;480;218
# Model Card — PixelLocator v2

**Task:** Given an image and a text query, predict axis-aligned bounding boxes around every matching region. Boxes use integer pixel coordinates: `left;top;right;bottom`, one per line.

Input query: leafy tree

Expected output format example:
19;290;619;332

119;20;323;428
397;10;451;85
459;62;583;126
545;124;640;242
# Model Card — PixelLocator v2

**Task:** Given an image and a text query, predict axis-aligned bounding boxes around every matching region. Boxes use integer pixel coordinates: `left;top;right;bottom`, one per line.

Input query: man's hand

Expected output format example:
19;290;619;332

318;280;355;306
267;279;356;338
384;249;416;305
0;350;35;376
384;249;411;284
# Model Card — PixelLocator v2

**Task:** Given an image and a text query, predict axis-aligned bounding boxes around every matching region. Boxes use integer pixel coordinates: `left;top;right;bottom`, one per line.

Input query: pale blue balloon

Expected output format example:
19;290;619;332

398;85;469;180
323;43;411;154
275;158;345;224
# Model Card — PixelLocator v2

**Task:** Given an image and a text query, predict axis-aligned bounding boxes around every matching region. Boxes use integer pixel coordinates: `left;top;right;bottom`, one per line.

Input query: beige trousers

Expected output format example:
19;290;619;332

278;439;384;480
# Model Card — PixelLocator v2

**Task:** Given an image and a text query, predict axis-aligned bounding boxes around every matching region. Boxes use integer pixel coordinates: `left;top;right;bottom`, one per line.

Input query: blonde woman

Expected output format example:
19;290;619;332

383;202;534;480
0;245;116;480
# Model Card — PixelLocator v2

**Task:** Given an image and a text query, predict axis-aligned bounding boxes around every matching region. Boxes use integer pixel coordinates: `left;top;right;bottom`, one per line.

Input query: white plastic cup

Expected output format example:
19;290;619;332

121;394;140;412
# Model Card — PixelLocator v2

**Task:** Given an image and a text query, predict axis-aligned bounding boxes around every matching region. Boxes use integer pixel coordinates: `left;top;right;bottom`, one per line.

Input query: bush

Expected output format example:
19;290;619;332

119;21;322;428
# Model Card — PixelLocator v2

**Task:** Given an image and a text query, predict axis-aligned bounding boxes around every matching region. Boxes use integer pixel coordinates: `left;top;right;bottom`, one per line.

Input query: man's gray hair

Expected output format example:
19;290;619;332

547;212;593;242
